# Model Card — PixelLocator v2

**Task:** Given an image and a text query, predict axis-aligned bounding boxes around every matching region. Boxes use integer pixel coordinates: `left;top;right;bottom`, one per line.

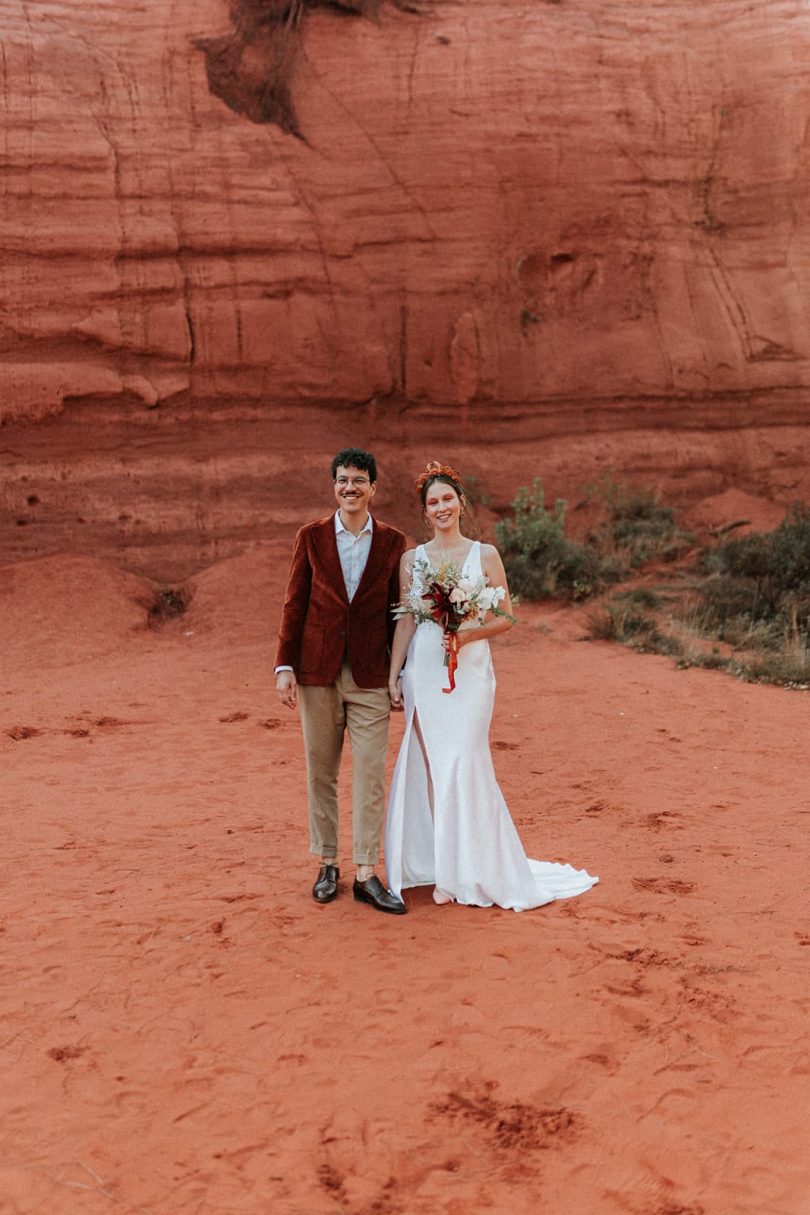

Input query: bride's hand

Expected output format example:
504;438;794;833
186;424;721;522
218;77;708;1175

389;676;404;710
443;630;467;654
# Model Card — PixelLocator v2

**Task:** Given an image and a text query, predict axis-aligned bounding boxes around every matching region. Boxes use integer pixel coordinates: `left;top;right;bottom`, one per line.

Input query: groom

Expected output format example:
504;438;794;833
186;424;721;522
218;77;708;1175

275;448;407;914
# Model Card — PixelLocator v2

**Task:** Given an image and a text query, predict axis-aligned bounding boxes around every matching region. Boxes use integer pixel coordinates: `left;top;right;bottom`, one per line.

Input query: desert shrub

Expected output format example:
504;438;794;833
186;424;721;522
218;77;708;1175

697;573;761;625
742;649;810;689
588;478;692;569
585;600;682;656
679;647;730;672
699;505;810;645
496;479;614;599
706;504;810;588
583;501;810;690
148;587;189;627
613;586;666;610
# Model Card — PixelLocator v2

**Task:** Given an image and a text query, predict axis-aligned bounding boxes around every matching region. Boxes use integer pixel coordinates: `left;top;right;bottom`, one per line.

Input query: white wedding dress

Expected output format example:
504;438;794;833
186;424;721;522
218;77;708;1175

384;542;599;911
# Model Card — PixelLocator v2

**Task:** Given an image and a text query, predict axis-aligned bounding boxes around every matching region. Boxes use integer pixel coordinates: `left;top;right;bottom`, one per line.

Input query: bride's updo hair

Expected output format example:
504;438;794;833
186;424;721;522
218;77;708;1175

414;459;481;537
414;460;464;507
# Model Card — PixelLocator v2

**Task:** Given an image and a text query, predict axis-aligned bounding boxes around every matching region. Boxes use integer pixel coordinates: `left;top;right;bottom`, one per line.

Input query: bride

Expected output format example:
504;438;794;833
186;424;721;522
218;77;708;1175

384;460;599;911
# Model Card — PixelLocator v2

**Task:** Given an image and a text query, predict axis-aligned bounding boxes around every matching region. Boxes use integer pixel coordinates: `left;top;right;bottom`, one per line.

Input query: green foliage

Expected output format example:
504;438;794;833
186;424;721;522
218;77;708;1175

588;478;692;569
696;574;761;625
704;504;810;621
585;503;810;689
676;648;730;673
496;479;611;600
585;601;683;656
494;475;688;601
698;505;810;650
148;587;188;627
613;586;667;610
497;477;810;690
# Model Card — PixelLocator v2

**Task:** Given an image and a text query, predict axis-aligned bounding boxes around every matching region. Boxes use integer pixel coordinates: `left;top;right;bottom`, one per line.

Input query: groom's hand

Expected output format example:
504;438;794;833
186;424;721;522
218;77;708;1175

276;670;298;709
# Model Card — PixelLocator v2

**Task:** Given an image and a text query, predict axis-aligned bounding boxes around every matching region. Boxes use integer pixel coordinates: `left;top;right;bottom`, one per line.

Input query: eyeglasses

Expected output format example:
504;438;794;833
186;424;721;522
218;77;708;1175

335;477;370;487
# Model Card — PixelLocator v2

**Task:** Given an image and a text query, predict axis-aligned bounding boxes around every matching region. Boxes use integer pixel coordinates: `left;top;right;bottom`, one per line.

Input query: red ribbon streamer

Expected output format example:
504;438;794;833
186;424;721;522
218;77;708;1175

442;631;459;694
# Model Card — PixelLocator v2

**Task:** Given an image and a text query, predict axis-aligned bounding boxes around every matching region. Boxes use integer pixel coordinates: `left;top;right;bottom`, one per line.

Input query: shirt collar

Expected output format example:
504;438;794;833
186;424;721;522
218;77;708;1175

334;510;374;538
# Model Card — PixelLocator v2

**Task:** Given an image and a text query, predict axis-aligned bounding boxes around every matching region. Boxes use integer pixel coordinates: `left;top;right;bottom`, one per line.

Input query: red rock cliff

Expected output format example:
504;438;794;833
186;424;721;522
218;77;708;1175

3;0;810;422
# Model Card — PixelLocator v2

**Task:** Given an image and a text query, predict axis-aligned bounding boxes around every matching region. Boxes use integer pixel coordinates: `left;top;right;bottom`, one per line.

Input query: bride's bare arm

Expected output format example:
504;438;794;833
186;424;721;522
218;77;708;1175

388;550;417;705
455;544;515;650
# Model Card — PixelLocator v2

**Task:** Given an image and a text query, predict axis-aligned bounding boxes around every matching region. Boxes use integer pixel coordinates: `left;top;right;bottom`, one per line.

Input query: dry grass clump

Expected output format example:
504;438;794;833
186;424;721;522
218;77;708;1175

583;505;810;690
586;478;694;569
496;476;810;690
585;597;683;658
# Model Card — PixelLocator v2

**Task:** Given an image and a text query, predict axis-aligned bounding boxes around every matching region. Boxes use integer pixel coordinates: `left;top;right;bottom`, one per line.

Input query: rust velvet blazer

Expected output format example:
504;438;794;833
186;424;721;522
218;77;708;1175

275;515;407;689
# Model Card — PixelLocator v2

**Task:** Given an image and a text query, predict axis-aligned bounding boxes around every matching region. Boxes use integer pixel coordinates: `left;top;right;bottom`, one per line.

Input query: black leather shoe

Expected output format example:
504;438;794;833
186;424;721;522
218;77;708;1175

312;864;340;904
353;875;407;915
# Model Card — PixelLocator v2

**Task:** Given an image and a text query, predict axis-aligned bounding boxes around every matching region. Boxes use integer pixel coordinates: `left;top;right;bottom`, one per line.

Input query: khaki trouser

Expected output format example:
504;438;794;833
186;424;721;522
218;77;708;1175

297;660;391;865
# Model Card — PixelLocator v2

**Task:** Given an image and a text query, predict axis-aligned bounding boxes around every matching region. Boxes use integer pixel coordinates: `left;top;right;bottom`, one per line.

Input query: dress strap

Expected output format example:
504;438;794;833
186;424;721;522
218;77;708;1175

463;540;482;578
410;544;427;593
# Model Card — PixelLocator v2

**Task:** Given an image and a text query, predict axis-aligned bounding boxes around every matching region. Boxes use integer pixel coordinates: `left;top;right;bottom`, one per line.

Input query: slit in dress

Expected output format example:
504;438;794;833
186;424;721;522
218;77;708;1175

410;709;435;821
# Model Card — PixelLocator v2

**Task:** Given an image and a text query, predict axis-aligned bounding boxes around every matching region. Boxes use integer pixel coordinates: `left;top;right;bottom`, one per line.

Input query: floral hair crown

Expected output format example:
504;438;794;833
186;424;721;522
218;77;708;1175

414;459;463;495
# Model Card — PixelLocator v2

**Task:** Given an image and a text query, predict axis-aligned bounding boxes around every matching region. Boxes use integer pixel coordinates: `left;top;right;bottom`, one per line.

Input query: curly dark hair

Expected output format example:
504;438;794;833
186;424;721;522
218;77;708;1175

331;448;377;483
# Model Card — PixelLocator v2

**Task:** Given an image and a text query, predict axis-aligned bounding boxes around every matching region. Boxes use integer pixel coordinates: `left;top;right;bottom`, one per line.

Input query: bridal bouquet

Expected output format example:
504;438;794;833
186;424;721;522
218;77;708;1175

394;556;512;693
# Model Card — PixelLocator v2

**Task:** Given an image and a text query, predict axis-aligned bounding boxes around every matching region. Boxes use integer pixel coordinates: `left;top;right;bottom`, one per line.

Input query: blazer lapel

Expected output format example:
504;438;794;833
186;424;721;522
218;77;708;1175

311;517;349;603
354;518;387;600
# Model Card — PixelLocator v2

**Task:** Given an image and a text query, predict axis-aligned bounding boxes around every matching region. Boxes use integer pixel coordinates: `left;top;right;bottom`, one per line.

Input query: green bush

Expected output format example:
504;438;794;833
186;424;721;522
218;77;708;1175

707;504;810;588
579;496;810;691
588;478;692;569
496;479;612;600
700;505;810;643
585;600;683;656
613;586;666;610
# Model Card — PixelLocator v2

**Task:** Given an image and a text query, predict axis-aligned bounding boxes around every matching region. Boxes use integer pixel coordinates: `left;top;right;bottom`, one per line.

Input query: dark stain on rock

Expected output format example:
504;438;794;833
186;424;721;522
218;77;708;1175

195;0;426;138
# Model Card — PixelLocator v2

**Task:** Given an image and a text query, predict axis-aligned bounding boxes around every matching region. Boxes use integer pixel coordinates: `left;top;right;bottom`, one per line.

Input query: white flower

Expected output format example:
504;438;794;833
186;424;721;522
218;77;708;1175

475;585;505;610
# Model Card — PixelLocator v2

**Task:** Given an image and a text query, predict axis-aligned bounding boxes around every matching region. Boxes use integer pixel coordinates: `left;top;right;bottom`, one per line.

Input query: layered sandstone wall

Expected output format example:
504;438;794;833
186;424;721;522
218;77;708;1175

2;0;809;423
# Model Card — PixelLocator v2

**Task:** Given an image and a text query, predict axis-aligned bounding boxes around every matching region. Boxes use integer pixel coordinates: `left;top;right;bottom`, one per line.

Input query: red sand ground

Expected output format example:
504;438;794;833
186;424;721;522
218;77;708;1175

2;547;808;1214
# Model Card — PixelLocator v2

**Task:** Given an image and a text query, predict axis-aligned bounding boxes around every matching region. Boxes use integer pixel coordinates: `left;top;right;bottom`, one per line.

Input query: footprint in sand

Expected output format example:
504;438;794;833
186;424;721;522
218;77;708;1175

605;976;647;998
6;725;40;740
612;947;676;969
677;973;738;1020
580;1050;620;1074
644;810;684;831
632;877;696;895
430;1083;580;1155
47;1044;86;1063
